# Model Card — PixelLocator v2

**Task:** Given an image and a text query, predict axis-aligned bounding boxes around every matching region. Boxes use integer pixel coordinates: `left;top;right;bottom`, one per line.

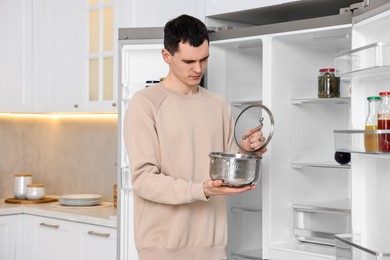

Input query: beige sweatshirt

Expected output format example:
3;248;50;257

123;84;236;260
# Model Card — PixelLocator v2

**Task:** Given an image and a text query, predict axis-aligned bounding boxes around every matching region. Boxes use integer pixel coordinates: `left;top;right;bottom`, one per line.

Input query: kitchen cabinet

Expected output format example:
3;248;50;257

0;0;33;112
205;0;300;17
0;215;23;260
22;214;116;260
76;223;117;260
33;0;119;112
22;215;76;260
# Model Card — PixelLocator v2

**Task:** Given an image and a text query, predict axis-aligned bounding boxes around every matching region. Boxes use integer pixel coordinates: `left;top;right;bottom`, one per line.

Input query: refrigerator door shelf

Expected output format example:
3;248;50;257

335;42;390;78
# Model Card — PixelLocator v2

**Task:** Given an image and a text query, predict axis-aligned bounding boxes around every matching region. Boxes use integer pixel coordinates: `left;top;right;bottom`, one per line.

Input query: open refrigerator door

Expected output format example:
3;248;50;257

117;28;166;260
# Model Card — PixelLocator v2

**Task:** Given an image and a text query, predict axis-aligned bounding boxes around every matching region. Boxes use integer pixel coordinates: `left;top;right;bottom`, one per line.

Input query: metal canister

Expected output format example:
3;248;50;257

318;68;340;98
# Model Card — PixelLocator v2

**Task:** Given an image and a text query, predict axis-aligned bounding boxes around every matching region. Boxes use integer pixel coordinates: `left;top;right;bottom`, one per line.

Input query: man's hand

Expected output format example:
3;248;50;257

240;125;267;156
203;179;256;197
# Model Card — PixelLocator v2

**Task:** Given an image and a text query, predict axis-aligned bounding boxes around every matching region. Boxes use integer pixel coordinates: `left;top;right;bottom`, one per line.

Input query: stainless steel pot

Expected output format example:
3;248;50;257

209;104;274;187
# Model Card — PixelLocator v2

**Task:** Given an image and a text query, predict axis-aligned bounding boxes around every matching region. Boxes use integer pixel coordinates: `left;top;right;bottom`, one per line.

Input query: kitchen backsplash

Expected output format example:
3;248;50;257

0;114;118;201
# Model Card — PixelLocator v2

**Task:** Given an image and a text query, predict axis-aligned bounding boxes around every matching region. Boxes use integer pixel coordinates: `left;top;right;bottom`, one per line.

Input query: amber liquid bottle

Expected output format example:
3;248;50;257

364;96;380;152
378;92;390;152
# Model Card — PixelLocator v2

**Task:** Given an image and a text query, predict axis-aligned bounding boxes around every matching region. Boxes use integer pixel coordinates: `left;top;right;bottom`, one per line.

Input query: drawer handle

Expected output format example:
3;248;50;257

87;231;110;238
39;223;60;229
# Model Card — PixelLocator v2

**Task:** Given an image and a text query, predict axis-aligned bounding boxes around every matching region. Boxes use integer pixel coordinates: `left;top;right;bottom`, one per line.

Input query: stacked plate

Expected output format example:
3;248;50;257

60;194;102;206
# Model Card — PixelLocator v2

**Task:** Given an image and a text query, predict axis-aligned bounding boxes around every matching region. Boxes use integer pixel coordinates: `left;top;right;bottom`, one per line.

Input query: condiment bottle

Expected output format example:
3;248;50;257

364;96;380;152
318;68;340;98
378;92;390;152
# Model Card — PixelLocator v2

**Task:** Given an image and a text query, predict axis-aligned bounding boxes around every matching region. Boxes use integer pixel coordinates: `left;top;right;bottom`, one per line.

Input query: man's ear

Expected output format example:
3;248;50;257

161;48;171;64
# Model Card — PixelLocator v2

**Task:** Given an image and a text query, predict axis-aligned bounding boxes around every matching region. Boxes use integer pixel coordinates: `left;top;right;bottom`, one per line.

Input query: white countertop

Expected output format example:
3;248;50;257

0;198;117;228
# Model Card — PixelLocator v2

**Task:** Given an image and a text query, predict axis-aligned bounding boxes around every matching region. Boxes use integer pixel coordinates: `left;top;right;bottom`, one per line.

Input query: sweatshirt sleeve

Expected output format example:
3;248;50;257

123;92;208;205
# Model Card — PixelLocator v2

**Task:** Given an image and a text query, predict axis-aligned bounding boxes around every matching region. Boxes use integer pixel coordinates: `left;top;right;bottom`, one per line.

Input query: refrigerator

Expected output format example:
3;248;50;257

117;2;390;259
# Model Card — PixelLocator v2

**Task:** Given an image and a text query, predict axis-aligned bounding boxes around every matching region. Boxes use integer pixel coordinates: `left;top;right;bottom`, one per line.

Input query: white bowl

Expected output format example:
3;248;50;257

26;184;45;200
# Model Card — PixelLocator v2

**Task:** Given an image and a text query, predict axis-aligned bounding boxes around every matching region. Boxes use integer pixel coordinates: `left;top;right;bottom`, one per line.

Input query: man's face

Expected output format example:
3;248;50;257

163;40;209;88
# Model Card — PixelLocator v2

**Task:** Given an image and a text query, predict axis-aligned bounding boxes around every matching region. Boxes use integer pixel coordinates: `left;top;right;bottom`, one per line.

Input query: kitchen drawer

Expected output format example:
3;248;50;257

293;200;351;246
335;234;390;260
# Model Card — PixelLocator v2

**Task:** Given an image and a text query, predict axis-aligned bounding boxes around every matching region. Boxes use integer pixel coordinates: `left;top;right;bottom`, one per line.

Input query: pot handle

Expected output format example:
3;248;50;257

233;104;274;154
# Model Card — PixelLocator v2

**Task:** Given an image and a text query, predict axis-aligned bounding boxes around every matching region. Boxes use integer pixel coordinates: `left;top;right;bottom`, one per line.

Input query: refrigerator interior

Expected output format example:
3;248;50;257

207;38;264;260
207;24;358;259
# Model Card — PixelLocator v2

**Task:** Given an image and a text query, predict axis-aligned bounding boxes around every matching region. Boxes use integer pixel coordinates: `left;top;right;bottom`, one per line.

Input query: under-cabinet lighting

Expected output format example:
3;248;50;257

0;113;118;119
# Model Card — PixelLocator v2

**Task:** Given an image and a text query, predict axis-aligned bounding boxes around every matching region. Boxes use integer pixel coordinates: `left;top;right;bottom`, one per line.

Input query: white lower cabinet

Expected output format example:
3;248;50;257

23;215;76;260
22;215;116;260
0;215;23;260
76;223;117;260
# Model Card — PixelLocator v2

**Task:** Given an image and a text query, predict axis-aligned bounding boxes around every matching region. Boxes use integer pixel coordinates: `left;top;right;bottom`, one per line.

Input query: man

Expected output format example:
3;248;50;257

124;14;266;260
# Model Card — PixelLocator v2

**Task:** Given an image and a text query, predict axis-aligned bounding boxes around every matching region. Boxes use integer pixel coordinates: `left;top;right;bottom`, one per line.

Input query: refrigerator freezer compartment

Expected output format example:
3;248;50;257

293;200;351;246
335;42;390;77
335;234;390;260
334;129;390;154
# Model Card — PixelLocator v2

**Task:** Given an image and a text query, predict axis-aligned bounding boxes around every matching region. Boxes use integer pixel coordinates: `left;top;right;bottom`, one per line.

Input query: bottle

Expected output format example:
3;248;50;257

364;96;380;152
318;68;340;98
378;92;390;152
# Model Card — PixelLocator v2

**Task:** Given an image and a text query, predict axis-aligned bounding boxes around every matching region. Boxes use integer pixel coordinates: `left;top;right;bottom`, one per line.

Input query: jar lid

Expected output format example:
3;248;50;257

319;68;335;72
367;96;381;100
27;183;44;187
379;91;390;96
14;174;32;177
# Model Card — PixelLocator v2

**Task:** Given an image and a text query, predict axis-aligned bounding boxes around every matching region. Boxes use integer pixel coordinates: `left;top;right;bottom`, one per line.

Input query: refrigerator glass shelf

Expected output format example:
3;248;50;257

231;204;262;213
231;249;262;260
290;162;351;169
231;100;262;107
335;234;390;259
290;97;350;105
335;42;390;77
334;129;390;154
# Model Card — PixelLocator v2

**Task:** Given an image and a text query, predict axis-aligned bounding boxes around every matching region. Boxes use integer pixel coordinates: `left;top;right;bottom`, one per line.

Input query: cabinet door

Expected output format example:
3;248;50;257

0;215;23;260
22;215;76;260
32;0;87;112
75;223;117;260
0;0;33;112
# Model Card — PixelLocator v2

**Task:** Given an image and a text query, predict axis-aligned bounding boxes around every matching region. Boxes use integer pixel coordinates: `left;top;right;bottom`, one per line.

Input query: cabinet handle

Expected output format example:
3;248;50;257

87;231;110;238
39;223;60;229
74;104;79;108
112;102;117;107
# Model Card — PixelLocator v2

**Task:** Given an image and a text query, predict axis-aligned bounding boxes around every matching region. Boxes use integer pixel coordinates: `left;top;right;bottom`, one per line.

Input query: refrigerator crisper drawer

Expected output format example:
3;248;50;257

335;42;390;77
293;201;351;246
335;234;390;260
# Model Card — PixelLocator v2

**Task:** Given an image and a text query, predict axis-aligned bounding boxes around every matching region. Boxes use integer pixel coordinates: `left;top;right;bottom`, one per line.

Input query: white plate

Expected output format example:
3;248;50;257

60;194;102;200
59;194;102;206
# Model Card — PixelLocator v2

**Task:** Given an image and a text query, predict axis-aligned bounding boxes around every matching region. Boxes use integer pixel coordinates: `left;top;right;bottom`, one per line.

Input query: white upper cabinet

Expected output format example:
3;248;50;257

124;0;205;26
34;0;118;112
0;0;33;112
205;0;300;16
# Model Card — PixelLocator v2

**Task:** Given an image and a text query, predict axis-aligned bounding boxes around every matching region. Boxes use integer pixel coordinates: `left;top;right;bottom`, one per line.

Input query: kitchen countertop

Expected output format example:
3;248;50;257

0;197;117;228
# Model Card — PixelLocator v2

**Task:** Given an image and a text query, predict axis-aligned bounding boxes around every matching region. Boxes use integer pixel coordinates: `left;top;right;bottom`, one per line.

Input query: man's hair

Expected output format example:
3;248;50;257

164;14;209;55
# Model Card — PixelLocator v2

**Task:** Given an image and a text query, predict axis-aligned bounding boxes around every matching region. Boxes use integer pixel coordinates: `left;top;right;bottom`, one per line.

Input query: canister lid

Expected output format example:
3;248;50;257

379;92;390;96
367;96;381;100
14;174;32;177
319;68;335;72
27;183;44;187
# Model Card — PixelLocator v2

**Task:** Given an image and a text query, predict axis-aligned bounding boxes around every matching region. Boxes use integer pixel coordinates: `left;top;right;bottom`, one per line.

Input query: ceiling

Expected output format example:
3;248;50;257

207;0;364;26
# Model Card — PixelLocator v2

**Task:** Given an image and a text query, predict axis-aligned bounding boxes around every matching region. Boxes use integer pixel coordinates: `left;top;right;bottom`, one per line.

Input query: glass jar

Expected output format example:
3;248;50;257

364;96;381;152
378;91;390;152
318;68;340;98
